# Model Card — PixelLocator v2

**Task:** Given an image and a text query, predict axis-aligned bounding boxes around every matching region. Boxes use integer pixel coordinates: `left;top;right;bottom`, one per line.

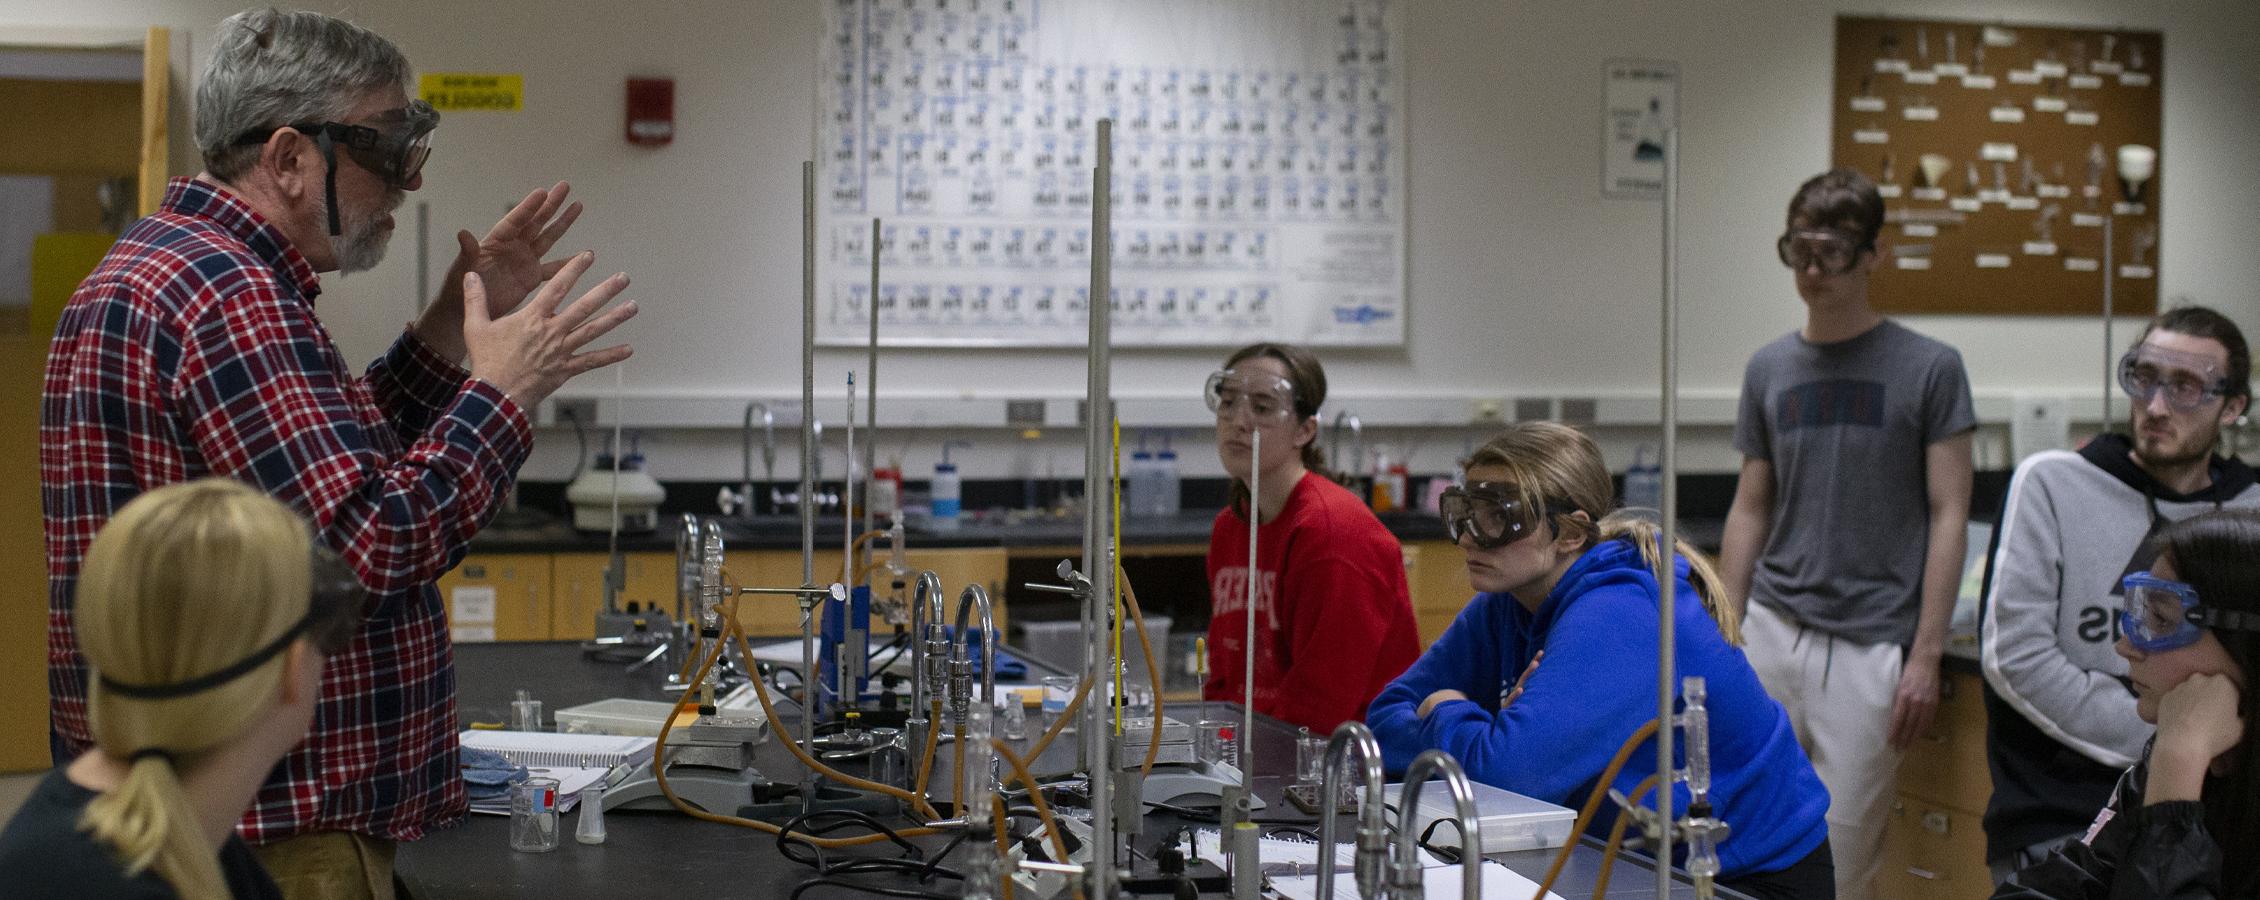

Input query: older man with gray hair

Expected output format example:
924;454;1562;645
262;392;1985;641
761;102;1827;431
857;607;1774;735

41;9;636;897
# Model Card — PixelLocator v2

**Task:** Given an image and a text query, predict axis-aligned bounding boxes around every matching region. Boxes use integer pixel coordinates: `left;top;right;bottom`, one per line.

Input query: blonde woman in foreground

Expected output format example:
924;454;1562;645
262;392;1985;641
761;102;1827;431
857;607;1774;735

0;479;364;899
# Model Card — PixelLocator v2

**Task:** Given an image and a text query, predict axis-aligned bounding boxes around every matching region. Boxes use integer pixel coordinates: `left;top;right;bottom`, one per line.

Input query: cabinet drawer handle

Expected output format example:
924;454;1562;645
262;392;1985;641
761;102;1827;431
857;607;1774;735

464;564;487;579
1906;866;1941;880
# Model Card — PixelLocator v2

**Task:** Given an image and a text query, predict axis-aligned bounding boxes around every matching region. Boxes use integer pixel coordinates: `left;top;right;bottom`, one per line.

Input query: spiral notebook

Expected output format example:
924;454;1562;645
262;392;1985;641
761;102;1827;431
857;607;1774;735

458;730;655;768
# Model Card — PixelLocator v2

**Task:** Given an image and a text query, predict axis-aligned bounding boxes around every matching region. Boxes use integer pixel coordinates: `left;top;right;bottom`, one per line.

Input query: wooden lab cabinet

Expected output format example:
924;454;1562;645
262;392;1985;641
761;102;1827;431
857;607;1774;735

436;553;551;643
551;551;678;641
1879;668;1994;898
1401;540;1475;645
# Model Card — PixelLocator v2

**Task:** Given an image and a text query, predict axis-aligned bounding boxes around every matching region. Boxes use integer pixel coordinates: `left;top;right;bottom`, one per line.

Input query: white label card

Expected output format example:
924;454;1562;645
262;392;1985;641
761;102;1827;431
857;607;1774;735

1981;143;2019;161
2064;257;2100;271
454;625;498;643
451;586;498;623
2072;213;2106;228
2066;111;2100;126
1961;75;1998;89
1950;198;1984;212
2091;61;2124;75
1934;64;1970;77
1976;254;2012;269
2034;62;2069;78
2006;197;2040;210
2023;241;2059;256
2120;265;2155;279
2037;185;2072;198
1911;187;1948;201
2033;97;2069;113
1902;106;1940;121
1878;184;1903;198
1991;106;2027;123
1978;189;2014;204
2120;72;2153;87
1876;59;1912;73
2008;70;2043;84
1896;257;1933;270
1850;96;1886;112
1853;129;1890;144
1904;71;1941;85
1903;223;1939;237
2114;202;2148;216
2069;74;2104;90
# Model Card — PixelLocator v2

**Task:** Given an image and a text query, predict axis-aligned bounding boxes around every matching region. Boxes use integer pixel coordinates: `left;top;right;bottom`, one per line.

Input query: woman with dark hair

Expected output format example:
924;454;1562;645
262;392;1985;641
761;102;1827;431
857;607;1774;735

1201;342;1420;733
1997;508;2260;898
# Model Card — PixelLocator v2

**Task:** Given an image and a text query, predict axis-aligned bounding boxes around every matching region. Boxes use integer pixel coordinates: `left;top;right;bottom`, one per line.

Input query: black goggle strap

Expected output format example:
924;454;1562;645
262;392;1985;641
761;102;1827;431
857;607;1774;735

314;129;343;237
99;545;367;700
99;614;309;700
2190;606;2260;635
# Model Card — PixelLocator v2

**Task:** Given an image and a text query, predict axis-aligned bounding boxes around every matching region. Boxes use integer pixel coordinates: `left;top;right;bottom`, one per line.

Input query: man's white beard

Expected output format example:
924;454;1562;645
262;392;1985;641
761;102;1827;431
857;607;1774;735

324;189;399;274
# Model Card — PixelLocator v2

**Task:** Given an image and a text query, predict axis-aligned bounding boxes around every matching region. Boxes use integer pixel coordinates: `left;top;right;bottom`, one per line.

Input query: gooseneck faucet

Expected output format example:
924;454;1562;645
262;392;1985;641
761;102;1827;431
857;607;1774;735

741;401;774;516
1314;721;1391;900
1388;750;1482;900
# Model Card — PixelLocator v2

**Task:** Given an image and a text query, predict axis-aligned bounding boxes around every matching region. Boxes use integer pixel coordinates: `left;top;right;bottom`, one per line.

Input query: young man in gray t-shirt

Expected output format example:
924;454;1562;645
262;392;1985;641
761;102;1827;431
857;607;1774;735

1720;168;1976;900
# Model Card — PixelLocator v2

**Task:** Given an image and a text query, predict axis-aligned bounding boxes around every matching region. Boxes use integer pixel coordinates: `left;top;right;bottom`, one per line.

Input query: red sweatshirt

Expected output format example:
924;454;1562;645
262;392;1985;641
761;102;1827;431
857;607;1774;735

1203;471;1421;733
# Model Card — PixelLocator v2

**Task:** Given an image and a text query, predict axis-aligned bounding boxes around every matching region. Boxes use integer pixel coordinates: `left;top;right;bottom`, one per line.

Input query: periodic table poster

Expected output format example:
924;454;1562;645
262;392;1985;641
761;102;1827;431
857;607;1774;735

816;0;1407;347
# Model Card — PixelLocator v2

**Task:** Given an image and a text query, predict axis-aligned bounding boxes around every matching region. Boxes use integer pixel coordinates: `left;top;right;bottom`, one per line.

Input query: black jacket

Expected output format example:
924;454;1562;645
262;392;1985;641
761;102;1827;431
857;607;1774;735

1993;741;2233;899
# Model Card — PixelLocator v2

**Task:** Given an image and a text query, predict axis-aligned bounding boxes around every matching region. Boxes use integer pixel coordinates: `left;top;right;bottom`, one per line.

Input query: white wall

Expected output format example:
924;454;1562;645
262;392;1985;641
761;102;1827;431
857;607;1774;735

12;0;2260;485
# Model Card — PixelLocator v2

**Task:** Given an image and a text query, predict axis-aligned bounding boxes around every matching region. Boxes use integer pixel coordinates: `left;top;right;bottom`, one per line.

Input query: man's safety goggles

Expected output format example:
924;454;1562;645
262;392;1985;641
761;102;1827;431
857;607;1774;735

234;99;440;189
1204;368;1300;425
1439;482;1566;549
2118;570;2260;653
1775;228;1870;275
2118;345;2232;413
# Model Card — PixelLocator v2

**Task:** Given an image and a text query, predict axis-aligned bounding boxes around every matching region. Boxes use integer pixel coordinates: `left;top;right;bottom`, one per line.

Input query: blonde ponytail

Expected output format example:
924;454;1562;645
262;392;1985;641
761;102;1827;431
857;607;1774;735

74;479;312;900
1598;510;1742;646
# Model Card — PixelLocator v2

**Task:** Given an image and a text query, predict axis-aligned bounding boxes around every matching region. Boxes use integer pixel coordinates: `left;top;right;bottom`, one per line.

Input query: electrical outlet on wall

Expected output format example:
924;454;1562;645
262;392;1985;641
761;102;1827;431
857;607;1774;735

548;397;598;428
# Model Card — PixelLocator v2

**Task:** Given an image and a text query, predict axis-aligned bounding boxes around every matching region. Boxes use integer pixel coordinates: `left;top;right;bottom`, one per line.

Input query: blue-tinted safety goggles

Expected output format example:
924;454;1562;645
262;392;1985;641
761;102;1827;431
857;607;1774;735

2119;571;2260;652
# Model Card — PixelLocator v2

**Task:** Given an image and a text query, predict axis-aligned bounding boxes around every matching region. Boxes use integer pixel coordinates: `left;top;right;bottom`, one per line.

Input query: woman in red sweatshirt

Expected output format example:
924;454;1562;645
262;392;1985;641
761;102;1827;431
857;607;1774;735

1202;342;1420;733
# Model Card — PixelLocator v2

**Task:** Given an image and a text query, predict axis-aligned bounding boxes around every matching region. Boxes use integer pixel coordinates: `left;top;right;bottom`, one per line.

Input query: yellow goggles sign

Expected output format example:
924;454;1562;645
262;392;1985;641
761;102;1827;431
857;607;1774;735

419;73;523;112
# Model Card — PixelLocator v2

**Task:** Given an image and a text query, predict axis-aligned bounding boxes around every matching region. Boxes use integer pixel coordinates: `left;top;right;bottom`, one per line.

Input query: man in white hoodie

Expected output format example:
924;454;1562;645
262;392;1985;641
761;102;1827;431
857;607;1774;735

1979;305;2257;883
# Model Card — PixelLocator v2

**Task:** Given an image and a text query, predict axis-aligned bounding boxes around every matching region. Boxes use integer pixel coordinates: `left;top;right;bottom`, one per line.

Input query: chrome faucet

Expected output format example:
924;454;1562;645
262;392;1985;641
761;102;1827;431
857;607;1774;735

741;401;774;517
1315;721;1391;900
1389;750;1482;900
1330;410;1364;493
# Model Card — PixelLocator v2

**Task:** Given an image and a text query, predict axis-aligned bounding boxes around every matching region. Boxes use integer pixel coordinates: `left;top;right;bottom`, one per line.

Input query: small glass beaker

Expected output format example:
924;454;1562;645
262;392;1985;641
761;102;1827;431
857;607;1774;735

1041;675;1077;734
1294;726;1326;788
510;777;561;852
1196;719;1239;769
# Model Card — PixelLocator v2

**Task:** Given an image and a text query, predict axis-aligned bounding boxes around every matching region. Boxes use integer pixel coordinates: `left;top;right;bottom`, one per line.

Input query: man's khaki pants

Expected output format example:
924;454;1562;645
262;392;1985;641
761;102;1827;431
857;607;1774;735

253;831;396;900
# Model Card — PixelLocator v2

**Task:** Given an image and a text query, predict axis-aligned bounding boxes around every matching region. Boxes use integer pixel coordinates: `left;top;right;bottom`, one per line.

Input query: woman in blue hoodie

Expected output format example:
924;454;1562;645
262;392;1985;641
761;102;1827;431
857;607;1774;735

1368;422;1833;898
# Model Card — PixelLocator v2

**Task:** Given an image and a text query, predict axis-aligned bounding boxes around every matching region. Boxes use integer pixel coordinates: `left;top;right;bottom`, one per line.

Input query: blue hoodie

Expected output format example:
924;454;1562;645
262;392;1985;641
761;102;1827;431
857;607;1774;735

1366;539;1829;878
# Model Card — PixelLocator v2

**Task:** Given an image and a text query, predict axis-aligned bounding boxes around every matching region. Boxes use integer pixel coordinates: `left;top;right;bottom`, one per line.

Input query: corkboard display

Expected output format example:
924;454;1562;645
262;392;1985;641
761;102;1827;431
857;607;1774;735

1832;16;2161;316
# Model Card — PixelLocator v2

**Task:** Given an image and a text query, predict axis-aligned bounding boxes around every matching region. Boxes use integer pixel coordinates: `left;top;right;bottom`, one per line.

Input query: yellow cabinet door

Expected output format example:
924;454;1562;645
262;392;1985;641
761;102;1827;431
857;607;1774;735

436;554;550;642
552;551;680;640
1402;540;1475;646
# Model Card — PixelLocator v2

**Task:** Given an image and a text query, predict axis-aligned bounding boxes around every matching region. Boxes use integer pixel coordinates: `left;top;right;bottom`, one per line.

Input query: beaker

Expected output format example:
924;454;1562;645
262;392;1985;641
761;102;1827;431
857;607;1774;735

1196;719;1239;769
510;777;561;852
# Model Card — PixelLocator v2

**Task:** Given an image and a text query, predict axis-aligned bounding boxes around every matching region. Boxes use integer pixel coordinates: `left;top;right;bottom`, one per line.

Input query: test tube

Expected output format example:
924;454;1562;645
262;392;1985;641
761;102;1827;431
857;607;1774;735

510;690;542;732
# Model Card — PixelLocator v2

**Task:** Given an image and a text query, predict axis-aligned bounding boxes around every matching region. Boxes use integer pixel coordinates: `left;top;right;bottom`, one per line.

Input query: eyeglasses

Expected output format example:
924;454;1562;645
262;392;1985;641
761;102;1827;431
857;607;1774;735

233;100;440;189
2118;570;2260;653
1204;369;1300;425
1439;482;1565;549
1776;228;1870;275
2118;348;2231;413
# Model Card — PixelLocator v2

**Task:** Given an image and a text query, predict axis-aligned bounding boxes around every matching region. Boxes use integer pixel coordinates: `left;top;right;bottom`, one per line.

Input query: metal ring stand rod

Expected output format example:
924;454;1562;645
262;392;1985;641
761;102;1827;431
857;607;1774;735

1654;126;1681;899
1080;117;1120;900
799;160;821;816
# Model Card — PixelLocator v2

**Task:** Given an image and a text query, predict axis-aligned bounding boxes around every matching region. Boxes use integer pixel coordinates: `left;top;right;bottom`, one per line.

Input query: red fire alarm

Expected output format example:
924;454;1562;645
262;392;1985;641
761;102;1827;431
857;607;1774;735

626;77;674;145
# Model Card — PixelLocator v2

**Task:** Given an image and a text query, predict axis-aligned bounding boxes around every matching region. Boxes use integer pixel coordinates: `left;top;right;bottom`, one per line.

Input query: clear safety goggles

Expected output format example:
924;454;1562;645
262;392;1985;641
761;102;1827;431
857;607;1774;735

1776;228;1870;275
1438;482;1564;549
1204;368;1300;425
2118;345;2232;413
234;99;440;189
2118;571;2260;653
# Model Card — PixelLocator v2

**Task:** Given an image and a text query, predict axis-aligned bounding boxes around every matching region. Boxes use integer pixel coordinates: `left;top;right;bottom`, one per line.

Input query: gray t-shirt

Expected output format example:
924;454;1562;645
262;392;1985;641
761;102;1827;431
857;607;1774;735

1734;319;1976;645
